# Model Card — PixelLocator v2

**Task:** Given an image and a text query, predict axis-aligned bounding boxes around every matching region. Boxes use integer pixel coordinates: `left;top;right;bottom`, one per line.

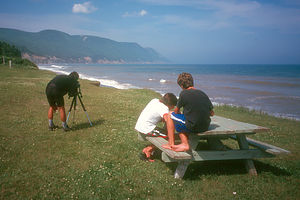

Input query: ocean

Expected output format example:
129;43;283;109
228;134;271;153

38;64;300;121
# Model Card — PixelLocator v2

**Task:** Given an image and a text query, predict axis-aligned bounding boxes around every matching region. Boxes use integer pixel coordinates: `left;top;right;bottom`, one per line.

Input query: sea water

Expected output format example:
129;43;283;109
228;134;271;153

38;64;300;121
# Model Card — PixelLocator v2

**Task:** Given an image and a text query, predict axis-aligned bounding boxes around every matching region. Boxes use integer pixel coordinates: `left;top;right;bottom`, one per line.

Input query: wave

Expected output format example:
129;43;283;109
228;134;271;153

38;66;69;75
250;95;300;101
38;65;138;90
79;73;138;90
38;64;300;121
50;64;65;69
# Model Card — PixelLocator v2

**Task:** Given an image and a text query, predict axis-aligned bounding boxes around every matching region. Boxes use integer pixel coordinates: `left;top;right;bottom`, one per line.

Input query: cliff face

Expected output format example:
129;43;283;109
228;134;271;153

0;28;168;64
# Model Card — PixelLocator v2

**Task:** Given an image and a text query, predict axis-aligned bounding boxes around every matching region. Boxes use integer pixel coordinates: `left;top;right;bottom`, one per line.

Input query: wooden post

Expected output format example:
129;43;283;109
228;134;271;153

236;134;258;175
174;160;190;179
2;56;4;64
9;60;12;68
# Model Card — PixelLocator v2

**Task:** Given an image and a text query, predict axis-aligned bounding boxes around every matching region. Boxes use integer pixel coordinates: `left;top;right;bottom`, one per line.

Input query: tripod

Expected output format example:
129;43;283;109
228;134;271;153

66;89;92;127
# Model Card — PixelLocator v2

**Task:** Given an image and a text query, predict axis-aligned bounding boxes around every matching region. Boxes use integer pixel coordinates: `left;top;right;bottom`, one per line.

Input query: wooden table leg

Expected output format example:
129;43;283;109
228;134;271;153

174;160;190;179
137;132;147;141
236;134;258;176
207;137;227;150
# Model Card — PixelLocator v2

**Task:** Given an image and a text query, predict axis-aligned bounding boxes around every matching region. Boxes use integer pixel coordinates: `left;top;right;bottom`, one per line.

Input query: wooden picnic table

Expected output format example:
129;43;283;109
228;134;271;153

138;115;290;179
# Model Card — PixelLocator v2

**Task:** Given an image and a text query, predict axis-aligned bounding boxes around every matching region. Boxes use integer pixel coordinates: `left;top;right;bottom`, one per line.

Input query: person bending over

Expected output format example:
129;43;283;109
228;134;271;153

135;93;177;161
46;71;79;131
163;72;214;152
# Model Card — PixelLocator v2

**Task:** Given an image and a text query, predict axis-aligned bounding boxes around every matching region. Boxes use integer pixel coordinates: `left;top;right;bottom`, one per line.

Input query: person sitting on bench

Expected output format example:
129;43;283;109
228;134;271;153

135;93;177;161
162;72;214;152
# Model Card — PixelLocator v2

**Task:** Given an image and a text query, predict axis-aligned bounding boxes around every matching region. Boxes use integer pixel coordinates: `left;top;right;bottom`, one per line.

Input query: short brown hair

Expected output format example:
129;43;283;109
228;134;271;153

177;72;194;89
161;93;177;107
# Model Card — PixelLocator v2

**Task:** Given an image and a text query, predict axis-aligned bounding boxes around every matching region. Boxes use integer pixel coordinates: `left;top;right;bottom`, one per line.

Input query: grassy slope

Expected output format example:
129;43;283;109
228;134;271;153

0;65;299;199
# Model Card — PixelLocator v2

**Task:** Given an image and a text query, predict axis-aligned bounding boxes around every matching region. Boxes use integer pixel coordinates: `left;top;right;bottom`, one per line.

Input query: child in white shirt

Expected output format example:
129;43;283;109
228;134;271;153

135;93;177;161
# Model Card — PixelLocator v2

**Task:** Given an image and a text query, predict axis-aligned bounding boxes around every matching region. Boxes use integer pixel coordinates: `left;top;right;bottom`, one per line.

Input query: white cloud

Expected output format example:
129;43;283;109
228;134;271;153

72;2;97;14
122;9;148;18
139;9;147;16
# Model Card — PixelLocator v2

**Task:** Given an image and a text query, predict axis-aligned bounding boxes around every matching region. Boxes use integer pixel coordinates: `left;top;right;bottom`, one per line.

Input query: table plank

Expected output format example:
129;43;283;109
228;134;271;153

162;149;273;162
230;135;290;155
146;136;192;159
196;116;269;136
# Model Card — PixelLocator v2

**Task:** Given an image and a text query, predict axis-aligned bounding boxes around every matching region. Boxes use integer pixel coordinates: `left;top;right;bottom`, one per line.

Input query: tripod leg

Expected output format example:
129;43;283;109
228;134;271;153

66;96;76;123
73;96;77;124
85;112;93;127
78;95;93;126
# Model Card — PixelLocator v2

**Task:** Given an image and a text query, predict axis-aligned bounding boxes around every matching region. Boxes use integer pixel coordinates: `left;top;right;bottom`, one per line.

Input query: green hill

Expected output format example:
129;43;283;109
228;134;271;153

0;40;37;68
0;28;168;64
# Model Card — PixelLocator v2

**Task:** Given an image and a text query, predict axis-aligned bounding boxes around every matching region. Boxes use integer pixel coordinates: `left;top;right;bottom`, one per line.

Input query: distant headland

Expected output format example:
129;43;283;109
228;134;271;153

0;28;168;64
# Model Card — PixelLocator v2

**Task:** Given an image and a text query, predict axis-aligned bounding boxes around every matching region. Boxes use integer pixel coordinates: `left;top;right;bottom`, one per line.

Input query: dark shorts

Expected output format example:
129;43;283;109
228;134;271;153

46;83;64;107
171;112;210;134
170;112;192;133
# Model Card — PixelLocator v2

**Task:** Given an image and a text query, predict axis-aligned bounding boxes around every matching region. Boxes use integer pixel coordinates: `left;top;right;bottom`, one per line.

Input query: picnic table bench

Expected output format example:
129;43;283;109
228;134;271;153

138;115;290;179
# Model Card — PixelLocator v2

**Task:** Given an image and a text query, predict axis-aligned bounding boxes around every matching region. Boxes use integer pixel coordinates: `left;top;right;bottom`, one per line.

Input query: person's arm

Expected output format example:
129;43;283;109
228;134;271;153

208;95;214;116
175;92;184;114
163;113;168;122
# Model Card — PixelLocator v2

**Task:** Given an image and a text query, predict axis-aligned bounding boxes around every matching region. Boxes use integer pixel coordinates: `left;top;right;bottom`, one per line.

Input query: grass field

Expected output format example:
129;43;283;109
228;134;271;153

0;65;299;199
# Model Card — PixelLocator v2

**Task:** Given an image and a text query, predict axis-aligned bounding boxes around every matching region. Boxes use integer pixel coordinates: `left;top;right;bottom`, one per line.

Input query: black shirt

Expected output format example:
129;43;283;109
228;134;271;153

177;89;213;132
46;75;78;97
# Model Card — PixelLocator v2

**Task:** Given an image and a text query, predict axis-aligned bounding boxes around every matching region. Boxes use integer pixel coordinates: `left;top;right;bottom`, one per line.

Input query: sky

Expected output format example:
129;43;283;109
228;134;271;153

0;0;300;64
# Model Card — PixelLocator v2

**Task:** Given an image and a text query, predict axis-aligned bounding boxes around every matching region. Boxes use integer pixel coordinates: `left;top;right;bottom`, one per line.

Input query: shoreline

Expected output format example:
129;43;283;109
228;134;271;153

38;65;300;122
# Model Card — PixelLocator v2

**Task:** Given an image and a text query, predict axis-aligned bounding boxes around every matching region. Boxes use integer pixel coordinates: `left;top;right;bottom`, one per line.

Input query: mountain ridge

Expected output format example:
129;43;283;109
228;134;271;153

0;28;168;64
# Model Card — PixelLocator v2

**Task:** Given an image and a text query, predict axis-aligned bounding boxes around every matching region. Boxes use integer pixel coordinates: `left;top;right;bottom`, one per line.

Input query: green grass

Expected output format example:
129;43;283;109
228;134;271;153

0;65;299;199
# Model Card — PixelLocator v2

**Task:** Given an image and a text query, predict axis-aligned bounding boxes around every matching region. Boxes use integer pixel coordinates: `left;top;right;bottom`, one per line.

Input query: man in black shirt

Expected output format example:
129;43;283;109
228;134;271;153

46;71;79;131
162;72;214;152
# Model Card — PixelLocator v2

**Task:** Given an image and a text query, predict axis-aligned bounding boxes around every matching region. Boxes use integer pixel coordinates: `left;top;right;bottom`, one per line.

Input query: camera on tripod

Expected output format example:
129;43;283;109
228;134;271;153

66;83;92;127
68;83;81;98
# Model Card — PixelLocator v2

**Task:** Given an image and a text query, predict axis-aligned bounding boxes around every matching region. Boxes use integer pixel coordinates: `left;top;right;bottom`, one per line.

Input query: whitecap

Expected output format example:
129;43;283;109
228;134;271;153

50;64;65;69
38;66;69;75
78;73;139;90
38;65;138;90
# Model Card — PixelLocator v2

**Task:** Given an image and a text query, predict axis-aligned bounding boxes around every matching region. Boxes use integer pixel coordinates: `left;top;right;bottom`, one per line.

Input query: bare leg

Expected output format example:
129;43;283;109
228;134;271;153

162;112;175;150
58;106;66;122
171;133;190;152
48;106;57;120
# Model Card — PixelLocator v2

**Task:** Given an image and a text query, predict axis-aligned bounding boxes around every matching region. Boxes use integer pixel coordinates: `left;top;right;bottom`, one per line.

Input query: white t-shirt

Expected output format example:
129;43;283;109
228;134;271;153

135;98;169;134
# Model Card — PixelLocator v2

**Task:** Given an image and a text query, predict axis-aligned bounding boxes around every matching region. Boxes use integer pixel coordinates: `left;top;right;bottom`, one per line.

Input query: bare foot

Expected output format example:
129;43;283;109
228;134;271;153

171;144;189;152
162;143;172;150
143;146;153;158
